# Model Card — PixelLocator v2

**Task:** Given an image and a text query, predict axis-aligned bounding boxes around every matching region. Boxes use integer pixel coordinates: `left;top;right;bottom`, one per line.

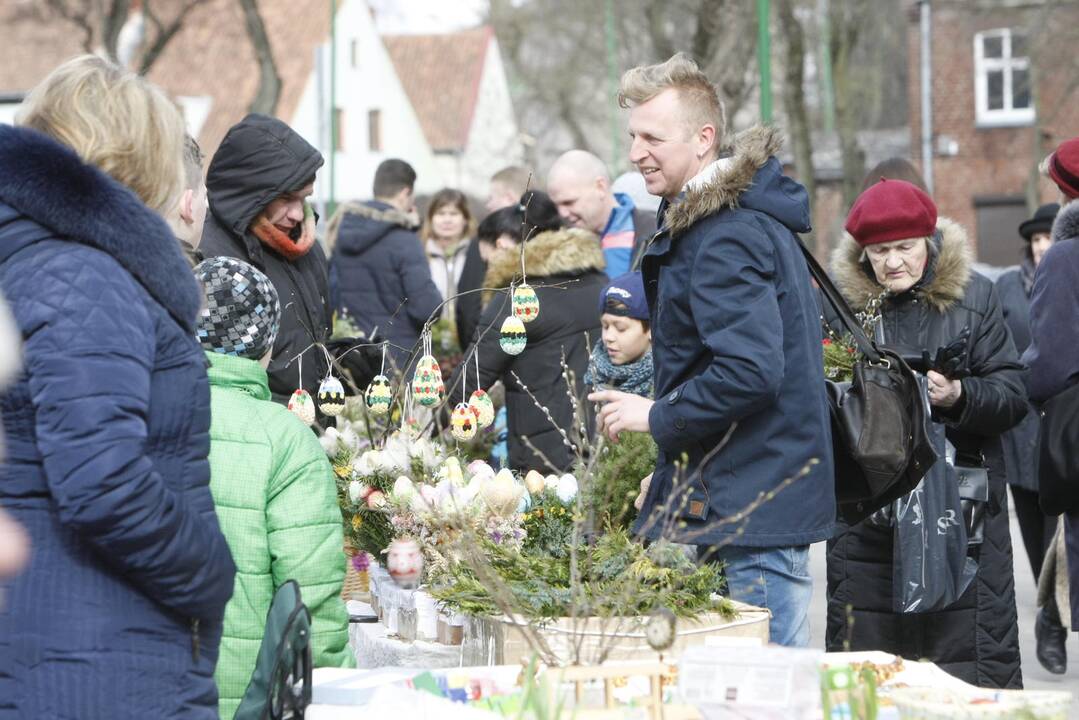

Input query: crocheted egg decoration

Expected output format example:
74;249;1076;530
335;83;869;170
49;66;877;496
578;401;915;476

450;402;478;441
499;316;527;355
512;283;540;323
468;389;496;429
317;375;346;416
287;389;315;426
364;374;393;416
412;354;444;407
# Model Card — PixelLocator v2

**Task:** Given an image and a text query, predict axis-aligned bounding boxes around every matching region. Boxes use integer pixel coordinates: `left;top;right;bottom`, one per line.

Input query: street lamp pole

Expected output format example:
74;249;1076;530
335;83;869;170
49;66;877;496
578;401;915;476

758;0;773;123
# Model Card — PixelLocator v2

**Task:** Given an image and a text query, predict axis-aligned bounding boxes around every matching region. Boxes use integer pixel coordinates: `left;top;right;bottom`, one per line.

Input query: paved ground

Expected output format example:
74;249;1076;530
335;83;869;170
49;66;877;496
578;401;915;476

807;500;1079;716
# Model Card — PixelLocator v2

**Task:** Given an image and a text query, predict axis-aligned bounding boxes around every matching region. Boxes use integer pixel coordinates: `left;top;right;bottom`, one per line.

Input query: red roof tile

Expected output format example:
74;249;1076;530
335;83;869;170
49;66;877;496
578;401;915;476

382;27;491;152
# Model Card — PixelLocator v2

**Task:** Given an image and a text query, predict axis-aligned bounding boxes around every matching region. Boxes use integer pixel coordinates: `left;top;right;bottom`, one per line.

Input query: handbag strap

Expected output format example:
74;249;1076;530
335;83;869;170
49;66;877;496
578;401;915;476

798;240;884;365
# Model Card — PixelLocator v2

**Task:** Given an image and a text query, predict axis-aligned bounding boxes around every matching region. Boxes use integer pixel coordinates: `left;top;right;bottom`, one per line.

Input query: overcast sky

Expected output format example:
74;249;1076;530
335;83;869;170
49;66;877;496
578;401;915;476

367;0;487;34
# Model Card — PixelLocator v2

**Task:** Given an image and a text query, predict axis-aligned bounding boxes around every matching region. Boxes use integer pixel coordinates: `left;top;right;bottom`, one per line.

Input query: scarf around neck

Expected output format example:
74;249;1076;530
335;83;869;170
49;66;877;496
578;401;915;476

251;203;316;261
585;342;654;398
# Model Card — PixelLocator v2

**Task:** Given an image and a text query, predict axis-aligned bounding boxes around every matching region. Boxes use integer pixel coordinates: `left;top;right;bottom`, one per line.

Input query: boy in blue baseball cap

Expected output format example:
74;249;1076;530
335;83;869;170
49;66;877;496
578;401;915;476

585;271;653;398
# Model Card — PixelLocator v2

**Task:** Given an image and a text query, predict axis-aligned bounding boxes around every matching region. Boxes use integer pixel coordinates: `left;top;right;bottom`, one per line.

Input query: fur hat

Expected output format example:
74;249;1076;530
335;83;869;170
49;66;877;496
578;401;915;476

194;257;280;360
845;179;938;247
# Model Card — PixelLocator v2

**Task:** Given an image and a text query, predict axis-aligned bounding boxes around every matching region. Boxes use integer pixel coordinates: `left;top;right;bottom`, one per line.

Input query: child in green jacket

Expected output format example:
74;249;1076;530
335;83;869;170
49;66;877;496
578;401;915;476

195;257;354;719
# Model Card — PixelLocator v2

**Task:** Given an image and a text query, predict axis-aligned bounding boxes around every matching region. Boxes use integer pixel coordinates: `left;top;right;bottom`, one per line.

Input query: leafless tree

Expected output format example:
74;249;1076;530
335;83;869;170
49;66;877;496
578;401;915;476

238;0;281;115
776;0;818;252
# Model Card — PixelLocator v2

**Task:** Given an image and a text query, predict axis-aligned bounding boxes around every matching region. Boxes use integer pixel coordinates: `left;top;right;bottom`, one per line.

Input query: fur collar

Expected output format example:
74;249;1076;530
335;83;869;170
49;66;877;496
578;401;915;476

0;125;200;330
1051;199;1079;244
482;227;605;303
664;125;785;236
324;200;416;253
831;217;972;312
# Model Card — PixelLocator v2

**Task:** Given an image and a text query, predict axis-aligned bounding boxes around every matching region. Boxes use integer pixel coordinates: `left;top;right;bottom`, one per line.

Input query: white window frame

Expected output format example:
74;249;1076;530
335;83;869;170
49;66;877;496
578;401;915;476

974;28;1035;128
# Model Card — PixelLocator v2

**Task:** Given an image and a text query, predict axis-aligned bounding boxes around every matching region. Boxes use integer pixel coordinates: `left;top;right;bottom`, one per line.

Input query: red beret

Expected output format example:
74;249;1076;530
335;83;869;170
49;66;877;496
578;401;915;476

845;179;938;247
1048;137;1079;200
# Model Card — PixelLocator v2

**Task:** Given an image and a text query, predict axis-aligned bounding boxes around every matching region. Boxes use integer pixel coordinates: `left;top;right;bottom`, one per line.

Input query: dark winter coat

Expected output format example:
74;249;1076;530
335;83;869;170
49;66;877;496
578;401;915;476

995;261;1040;492
628;207;659;271
634;126;836;549
1022;200;1079;629
1022;200;1079;404
200;114;329;405
327;201;442;366
455;236;487;348
0;126;236;719
452;228;607;472
826;218;1026;689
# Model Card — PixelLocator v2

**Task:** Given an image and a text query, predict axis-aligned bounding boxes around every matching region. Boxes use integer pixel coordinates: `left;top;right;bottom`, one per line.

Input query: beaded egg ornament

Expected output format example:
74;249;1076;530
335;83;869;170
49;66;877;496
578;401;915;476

363;344;393;416
364;375;392;415
317;375;346;416
512;283;540;323
412;332;444;407
288;389;315;426
287;356;316;425
466;352;495;429
450;402;477;441
499;315;527;355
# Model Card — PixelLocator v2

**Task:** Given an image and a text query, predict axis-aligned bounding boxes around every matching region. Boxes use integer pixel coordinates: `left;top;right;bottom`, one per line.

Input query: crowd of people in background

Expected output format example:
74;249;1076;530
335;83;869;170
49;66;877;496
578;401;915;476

0;47;1076;720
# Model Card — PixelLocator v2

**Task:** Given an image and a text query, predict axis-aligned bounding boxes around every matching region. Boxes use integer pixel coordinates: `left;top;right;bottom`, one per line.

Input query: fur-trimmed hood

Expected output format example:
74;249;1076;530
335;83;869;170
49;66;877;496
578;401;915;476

664;125;811;237
1050;198;1079;245
482;227;605;302
0;124;200;330
325;200;418;255
831;217;973;312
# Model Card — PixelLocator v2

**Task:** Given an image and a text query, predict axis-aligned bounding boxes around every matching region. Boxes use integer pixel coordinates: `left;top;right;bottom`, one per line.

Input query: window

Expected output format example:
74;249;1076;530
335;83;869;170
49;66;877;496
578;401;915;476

350;39;359;68
368;109;381;152
974;196;1028;267
974;28;1034;127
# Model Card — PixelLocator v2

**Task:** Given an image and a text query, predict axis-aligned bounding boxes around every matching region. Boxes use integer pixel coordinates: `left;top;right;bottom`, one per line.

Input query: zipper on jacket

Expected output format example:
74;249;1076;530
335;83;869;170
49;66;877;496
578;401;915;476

191;619;200;662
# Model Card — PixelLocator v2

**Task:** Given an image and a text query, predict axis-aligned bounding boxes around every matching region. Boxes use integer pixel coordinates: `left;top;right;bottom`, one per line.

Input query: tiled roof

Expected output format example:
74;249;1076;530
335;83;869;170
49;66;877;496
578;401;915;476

382;27;491;152
0;0;328;158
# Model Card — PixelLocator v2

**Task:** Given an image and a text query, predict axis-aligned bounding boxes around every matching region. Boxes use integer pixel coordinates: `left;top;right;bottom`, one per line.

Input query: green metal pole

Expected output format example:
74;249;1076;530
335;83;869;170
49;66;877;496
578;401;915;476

757;0;773;123
605;0;619;170
328;0;337;218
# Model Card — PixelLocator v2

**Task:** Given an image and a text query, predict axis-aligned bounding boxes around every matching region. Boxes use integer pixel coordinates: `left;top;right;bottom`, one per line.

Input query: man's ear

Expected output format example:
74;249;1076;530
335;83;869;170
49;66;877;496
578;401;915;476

179;188;196;225
696;123;717;159
595;176;610;194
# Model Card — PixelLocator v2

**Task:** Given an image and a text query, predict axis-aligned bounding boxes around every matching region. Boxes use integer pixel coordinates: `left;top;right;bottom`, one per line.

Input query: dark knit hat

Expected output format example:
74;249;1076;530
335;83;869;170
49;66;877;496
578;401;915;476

1018;203;1060;241
195;257;280;360
599;271;649;321
846;178;938;247
1048;137;1079;200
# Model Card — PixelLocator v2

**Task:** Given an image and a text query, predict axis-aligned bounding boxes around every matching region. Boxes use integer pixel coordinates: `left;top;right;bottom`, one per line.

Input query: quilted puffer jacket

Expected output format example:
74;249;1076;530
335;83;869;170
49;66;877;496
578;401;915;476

825;219;1025;689
0;125;236;719
205;352;353;719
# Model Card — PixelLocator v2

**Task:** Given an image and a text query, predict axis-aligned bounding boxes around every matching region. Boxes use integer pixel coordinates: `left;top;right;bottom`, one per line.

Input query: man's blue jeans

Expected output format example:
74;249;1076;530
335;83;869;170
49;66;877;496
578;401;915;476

712;544;812;647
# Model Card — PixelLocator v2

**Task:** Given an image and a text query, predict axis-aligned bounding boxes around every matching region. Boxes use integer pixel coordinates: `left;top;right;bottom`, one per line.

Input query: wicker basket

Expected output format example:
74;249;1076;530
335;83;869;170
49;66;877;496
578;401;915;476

890;687;1073;719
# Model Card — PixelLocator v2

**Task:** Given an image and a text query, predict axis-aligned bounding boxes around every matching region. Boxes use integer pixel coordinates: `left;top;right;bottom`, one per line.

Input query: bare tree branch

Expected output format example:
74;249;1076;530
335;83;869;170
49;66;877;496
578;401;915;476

238;0;281;115
776;0;818;252
644;4;675;61
139;0;210;74
102;0;132;61
44;0;97;54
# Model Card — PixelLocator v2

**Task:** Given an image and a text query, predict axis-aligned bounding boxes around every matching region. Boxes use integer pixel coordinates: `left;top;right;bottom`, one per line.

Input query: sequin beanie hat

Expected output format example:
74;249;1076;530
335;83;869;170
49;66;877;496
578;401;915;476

194;256;280;360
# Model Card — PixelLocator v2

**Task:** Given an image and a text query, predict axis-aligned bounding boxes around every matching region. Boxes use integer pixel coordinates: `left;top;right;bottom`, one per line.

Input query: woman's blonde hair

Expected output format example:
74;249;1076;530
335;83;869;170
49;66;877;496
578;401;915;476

18;55;186;215
619;53;727;148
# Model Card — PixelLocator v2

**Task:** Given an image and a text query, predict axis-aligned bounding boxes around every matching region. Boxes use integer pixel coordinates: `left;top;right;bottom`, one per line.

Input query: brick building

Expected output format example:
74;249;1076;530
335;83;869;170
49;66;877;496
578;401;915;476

907;0;1079;266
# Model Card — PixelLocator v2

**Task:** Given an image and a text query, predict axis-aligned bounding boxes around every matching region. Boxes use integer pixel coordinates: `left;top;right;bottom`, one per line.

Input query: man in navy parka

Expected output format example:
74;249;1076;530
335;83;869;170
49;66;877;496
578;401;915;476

592;54;835;647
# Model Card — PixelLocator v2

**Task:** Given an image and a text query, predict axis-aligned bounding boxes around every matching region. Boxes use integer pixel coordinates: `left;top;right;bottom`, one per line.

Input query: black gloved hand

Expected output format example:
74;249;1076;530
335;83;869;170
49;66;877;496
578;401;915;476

930;326;971;380
324;338;382;392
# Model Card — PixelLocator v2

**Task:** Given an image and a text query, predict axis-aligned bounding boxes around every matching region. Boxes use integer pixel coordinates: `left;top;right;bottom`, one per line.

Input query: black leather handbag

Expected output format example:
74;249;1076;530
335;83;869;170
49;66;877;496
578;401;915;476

1038;381;1079;516
799;242;938;525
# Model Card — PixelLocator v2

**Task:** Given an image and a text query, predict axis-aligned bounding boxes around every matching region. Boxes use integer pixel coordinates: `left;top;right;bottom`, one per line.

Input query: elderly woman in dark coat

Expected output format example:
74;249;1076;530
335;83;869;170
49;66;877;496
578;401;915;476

995;202;1067;673
825;179;1026;689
